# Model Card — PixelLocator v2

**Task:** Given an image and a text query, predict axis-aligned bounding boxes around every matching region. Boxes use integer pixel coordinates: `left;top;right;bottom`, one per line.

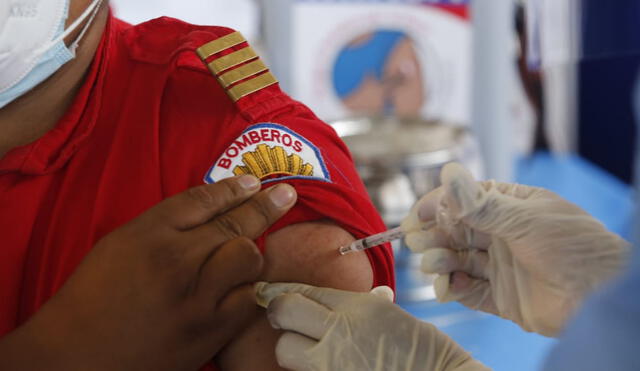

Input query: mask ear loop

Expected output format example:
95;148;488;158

67;0;104;55
34;0;104;57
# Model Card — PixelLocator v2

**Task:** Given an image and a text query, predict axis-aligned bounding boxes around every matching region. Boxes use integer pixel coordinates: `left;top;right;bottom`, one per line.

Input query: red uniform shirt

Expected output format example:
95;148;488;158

0;12;394;367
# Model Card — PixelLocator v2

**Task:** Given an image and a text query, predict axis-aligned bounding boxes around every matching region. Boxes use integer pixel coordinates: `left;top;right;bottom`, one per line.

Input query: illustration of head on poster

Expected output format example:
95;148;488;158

332;29;425;117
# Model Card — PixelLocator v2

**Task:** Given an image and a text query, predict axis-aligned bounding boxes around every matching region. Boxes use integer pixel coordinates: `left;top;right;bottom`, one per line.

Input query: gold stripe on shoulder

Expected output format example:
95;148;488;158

227;72;278;102
195;35;279;102
207;47;258;75
196;31;246;60
218;59;268;88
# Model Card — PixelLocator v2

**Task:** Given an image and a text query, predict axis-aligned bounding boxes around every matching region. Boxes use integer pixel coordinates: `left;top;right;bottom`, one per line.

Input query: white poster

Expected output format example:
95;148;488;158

287;2;472;125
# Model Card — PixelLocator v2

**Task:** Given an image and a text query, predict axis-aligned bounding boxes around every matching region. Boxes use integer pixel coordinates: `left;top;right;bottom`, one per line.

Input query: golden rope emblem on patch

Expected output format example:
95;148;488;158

232;144;314;179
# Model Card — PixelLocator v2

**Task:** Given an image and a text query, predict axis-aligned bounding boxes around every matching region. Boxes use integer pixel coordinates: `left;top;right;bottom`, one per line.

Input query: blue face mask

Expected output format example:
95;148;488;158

0;16;73;108
0;0;103;109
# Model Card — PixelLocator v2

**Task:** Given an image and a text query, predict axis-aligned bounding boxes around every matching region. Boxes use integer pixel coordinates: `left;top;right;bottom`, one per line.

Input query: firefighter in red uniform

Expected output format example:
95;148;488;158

0;1;394;370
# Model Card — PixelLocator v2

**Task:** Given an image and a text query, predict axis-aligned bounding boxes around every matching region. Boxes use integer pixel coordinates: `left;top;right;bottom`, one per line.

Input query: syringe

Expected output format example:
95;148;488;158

339;226;407;255
339;221;437;255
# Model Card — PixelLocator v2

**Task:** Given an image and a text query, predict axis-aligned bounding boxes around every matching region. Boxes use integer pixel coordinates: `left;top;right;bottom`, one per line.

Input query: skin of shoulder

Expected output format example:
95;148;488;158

215;220;374;370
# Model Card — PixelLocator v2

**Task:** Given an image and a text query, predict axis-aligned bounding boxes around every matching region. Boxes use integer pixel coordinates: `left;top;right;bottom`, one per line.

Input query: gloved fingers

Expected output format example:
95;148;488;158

470;230;492;250
421;248;489;279
406;224;492;254
405;228;448;253
491;180;542;200
401;187;444;230
255;282;359;309
434;273;499;316
440;163;486;219
369;286;395;302
444;224;491;251
407;163;546;242
441;168;533;239
459;190;532;238
456;277;499;316
275;332;317;371
404;163;495;249
433;273;456;302
421;248;459;274
440;163;526;238
266;293;334;340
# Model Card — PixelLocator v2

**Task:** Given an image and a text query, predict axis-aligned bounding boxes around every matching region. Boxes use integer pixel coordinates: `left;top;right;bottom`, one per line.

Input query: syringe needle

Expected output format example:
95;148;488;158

338;245;354;255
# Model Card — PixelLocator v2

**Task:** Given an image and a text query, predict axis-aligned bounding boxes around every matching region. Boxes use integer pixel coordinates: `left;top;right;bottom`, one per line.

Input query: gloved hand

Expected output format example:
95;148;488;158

256;282;490;371
402;163;630;337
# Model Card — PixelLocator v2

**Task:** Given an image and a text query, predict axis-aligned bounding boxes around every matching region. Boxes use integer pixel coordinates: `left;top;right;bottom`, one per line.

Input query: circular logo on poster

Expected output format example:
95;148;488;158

332;29;426;117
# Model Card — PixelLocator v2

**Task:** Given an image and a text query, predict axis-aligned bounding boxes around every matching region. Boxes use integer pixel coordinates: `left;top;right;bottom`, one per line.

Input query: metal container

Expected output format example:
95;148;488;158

331;116;481;302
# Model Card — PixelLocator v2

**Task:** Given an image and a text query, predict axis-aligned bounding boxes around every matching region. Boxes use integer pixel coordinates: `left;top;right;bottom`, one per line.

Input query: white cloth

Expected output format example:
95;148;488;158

403;163;629;336
256;282;490;371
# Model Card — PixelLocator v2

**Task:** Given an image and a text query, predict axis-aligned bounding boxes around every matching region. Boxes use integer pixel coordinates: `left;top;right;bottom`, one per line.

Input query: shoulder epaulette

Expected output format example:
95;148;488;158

195;32;278;103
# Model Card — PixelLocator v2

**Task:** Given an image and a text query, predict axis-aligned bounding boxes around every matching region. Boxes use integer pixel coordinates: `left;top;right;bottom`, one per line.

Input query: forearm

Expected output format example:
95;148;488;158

0;320;67;371
0;299;117;371
0;330;44;370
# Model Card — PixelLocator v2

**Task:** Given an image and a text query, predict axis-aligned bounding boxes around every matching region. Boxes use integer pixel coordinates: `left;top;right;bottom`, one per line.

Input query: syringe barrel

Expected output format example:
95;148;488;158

339;226;407;255
360;226;405;248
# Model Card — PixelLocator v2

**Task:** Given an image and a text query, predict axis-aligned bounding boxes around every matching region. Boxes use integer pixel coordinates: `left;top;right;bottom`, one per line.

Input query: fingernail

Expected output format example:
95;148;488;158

238;175;260;190
269;184;296;208
254;282;270;309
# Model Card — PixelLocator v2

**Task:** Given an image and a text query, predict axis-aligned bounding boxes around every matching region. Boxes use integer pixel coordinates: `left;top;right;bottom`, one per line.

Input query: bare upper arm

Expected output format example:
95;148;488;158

214;221;374;370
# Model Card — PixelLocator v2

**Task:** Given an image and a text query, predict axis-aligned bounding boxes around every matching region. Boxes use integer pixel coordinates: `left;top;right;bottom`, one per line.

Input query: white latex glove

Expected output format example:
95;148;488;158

402;163;630;337
255;282;490;371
